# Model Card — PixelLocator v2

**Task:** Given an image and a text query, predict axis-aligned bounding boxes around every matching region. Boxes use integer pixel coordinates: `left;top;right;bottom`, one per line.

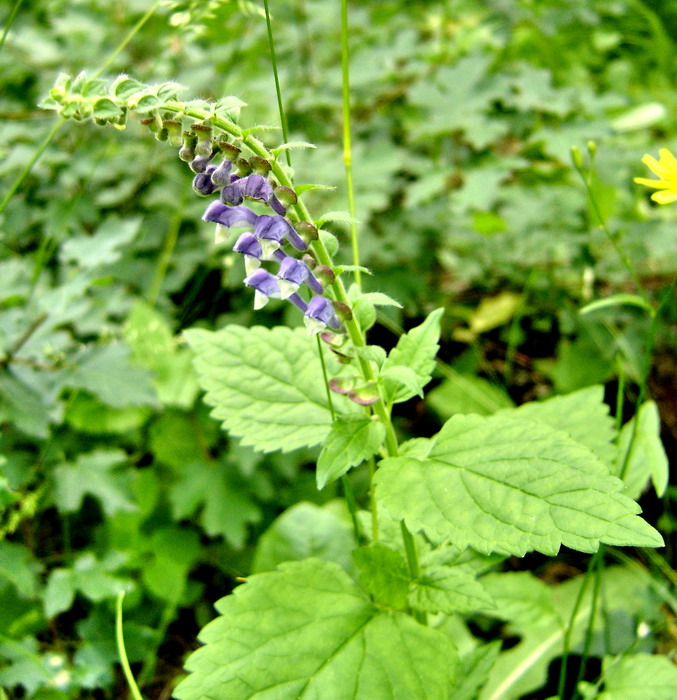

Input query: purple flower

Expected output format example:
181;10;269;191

203;202;258;228
233;233;263;276
277;256;323;299
203;202;258;243
244;269;281;310
255;215;307;254
193;167;218;196
210;159;233;187
221;173;273;207
304;296;340;334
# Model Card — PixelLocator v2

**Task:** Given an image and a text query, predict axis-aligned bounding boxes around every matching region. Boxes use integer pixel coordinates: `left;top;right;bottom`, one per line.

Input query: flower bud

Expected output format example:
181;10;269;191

217;141;241;160
193;169;217;196
155;127;169;142
179;131;197;161
211;159;233;186
314;265;335;286
332;300;353;322
249;156;272;175
302;254;317;270
295;221;318;245
140;117;160;133
163;120;183;147
570;146;584;171
191;124;213;157
235;158;252;176
274;186;297;207
190;154;214;174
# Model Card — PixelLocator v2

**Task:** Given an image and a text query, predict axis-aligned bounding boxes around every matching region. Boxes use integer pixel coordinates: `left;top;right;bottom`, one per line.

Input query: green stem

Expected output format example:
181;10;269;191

340;0;361;286
0;0;26;52
147;190;187;305
557;556;596;699
572;547;604;700
115;592;144;700
575;161;644;293
0;118;63;216
263;0;291;167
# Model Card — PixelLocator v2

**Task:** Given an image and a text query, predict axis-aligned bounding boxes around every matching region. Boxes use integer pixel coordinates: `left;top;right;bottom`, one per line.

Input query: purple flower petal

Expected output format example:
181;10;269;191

267;194;287;216
233;233;262;259
203;202;258;228
244;269;280;297
304;296;340;333
243;174;273;201
254;215;308;252
278;257;309;285
193;171;217;196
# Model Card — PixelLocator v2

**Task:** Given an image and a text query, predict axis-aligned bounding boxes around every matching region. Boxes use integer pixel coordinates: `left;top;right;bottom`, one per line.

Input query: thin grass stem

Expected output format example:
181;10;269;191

115;592;144;700
0;0;26;52
340;0;361;287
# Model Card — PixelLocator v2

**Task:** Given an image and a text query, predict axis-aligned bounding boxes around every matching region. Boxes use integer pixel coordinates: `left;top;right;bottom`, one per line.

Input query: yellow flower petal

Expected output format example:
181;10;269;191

633;177;671;189
651;189;677;204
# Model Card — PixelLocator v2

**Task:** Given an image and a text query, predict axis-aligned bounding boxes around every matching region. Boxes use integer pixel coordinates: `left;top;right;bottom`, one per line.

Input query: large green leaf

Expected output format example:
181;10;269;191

382;308;444;404
316;414;386;489
375;414;662;557
174;558;458;700
185;325;347;453
499;385;616;466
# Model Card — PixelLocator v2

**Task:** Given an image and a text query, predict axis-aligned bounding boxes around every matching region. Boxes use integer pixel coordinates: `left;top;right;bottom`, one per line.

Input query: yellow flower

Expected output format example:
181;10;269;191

634;148;677;204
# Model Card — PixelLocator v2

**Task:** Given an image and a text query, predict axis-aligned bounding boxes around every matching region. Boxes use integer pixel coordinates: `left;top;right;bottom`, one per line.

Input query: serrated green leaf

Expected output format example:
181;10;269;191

62;343;159;409
375;414;662;557
380;365;426;399
0;541;40;598
168;459;260;548
53;449;136;517
59;216;140;268
596;653;677;699
252;502;355;574
499;386;616;466
353;544;410;610
316;415;386;489
615;401;669;499
174;558;458;700
409;565;494;615
382;308;444;404
185;325;347;453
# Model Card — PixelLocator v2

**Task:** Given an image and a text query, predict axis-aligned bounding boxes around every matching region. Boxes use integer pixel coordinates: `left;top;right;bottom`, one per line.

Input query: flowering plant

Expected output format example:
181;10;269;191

40;72;674;699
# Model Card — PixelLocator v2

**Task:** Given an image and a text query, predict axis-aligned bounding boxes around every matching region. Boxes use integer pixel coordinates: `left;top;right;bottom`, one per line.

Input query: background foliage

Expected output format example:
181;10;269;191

1;0;676;697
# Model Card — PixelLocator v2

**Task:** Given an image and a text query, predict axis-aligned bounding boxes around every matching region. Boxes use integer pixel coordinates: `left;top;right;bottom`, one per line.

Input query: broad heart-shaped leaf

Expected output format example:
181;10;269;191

498;385;616;466
375;414;662;557
614;400;669;500
316;414;386;489
382;308;444;404
596;653;677;699
174;559;458;700
185;325;347;453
